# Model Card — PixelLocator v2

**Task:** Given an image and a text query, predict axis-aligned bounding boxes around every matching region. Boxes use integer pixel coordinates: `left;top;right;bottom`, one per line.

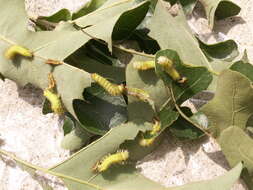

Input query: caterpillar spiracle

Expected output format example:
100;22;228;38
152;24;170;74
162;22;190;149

139;120;161;147
91;73;124;96
133;61;155;70
93;150;129;173
4;45;33;60
43;73;65;115
157;56;187;83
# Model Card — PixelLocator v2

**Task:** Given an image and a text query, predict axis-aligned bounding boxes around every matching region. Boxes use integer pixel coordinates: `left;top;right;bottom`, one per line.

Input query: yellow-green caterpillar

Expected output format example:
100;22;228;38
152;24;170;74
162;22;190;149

125;87;150;103
157;56;187;83
4;45;33;60
91;73;124;96
139;120;161;147
133;61;155;70
43;73;65;115
93;150;129;172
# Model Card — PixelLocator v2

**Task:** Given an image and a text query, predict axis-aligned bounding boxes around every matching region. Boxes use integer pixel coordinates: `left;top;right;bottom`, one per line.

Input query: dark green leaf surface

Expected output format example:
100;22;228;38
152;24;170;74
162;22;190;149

73;84;127;135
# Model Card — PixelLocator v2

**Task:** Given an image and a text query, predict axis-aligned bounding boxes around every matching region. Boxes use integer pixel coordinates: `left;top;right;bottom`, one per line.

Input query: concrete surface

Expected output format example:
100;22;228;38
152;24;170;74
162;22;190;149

0;0;252;190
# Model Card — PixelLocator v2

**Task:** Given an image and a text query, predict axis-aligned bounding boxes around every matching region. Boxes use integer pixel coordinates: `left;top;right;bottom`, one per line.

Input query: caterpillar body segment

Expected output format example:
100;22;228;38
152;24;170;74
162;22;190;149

91;73;124;96
43;73;65;115
133;61;155;70
45;59;63;65
43;89;65;115
4;45;33;60
139;120;161;147
93;150;129;173
157;56;187;83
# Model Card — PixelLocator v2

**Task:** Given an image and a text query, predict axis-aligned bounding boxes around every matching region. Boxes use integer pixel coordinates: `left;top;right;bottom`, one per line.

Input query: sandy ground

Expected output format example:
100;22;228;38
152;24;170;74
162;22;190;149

0;0;252;190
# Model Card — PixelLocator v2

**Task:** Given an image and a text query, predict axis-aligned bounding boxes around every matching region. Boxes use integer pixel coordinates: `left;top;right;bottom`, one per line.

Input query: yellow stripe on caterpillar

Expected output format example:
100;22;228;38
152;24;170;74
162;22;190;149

43;89;65;115
45;59;63;65
93;150;129;173
157;56;187;83
91;73;124;96
4;45;33;60
133;61;155;70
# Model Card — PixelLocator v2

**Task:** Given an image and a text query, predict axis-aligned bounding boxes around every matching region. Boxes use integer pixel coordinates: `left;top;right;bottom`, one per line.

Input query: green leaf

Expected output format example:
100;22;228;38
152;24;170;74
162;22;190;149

61;126;90;151
65;45;125;83
201;70;253;137
155;49;213;104
198;0;241;29
50;122;169;190
219;126;253;174
198;39;239;62
148;0;238;75
73;84;127;135
112;1;150;40
126;55;169;123
169;107;204;140
75;0;150;50
72;0;108;19
63;116;75;135
230;61;253;82
38;9;72;23
121;108;179;161
172;162;243;190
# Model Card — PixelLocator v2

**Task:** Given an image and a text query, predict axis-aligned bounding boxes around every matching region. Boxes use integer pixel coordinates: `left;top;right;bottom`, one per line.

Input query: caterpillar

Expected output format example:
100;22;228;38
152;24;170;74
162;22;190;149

91;73;124;96
133;61;155;70
139;120;161;147
125;87;150;103
43;73;65;115
93;150;129;173
157;56;187;83
45;59;63;65
4;45;33;60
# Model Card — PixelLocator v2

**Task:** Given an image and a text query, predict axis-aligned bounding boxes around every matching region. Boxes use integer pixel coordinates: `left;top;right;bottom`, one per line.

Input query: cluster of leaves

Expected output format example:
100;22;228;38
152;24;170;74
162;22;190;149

1;0;253;189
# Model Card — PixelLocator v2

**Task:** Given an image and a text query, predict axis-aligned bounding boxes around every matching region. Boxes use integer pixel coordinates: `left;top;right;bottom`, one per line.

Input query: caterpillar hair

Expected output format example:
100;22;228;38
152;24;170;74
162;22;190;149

93;150;129;173
4;45;33;60
91;73;124;96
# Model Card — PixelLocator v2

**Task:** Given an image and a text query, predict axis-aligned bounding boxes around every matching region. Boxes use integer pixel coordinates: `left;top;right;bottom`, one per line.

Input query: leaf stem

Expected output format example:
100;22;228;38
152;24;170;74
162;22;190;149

168;85;211;137
0;149;104;190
